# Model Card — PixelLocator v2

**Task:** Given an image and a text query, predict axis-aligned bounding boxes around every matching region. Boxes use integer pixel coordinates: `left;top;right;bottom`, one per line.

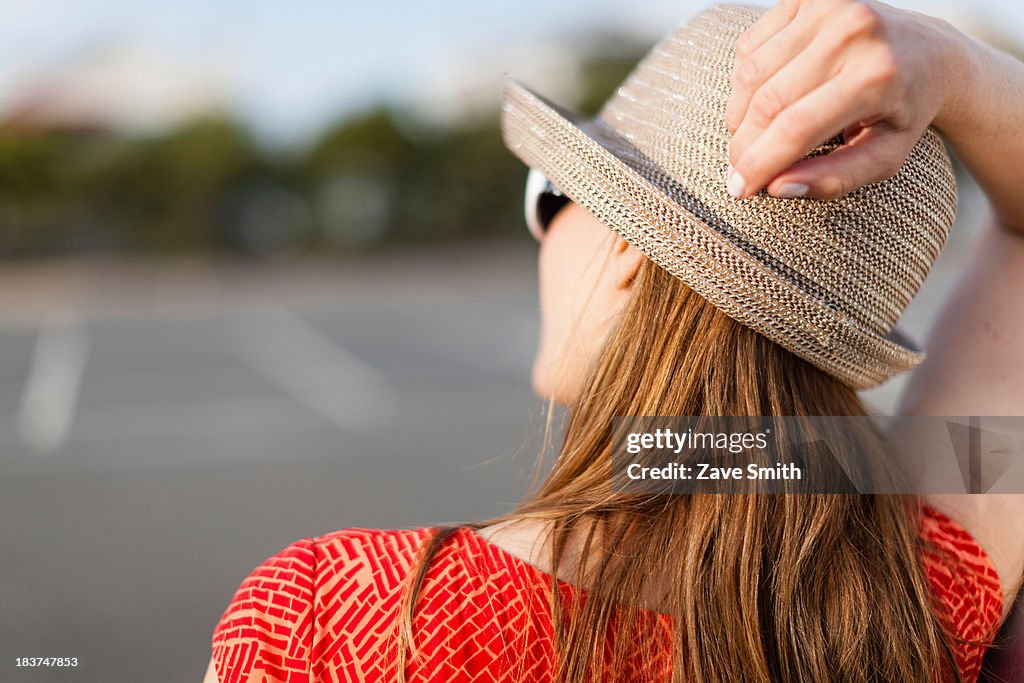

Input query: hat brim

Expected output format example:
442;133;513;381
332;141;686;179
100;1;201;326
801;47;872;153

500;75;924;390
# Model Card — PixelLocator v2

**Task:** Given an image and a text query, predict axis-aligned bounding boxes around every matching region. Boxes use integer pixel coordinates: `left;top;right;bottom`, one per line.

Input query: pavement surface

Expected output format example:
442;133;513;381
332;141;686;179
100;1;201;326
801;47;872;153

0;241;553;682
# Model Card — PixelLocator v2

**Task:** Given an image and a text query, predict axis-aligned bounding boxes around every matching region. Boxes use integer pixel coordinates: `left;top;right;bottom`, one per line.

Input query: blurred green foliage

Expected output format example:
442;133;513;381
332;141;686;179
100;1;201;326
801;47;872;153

0;44;645;257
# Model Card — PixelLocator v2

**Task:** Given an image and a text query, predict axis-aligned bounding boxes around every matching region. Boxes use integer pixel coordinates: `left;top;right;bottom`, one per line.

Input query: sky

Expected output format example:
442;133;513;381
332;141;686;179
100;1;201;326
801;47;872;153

0;0;1019;146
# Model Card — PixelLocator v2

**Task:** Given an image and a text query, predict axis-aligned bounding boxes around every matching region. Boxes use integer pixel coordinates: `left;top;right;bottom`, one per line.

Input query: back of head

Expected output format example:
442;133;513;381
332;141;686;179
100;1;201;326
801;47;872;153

512;258;959;682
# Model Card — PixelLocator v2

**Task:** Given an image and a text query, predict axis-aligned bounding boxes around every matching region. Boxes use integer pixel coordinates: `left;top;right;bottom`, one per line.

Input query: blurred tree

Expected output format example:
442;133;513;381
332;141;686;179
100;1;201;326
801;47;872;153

0;117;280;255
393;121;523;244
305;107;416;176
93;116;269;251
303;107;414;248
302;106;525;249
0;133;69;253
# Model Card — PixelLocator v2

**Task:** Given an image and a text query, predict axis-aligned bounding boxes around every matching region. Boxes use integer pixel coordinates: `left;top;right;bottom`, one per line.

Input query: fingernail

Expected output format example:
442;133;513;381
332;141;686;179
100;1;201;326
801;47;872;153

775;182;809;199
726;168;746;198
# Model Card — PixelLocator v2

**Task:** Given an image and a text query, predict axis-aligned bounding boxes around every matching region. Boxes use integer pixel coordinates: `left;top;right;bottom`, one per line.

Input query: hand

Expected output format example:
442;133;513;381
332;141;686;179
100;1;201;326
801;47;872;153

724;0;960;200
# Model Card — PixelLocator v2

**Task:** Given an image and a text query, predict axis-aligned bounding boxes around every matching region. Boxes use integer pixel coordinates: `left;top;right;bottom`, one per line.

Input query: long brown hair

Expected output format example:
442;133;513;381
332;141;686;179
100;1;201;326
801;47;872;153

398;256;963;682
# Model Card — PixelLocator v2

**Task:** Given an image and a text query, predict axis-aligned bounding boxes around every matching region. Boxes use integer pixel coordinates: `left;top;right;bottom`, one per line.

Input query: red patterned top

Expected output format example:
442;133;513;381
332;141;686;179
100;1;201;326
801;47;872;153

211;506;1003;682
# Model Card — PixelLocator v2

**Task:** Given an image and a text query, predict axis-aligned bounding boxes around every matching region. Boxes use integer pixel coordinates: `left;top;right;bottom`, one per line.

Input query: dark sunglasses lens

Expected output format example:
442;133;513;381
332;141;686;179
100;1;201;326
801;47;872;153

536;192;570;234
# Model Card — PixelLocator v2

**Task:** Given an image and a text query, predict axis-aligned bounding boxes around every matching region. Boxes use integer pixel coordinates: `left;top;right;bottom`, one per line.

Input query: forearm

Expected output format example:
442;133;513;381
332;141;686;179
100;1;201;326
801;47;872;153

932;20;1024;234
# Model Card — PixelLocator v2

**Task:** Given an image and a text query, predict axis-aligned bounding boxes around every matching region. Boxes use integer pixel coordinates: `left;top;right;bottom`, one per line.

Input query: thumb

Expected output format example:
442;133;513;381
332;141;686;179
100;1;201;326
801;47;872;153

766;127;913;200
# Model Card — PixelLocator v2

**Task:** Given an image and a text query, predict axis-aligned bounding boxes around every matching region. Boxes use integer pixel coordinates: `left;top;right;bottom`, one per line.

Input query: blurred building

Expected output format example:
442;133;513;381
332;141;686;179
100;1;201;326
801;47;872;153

0;42;229;135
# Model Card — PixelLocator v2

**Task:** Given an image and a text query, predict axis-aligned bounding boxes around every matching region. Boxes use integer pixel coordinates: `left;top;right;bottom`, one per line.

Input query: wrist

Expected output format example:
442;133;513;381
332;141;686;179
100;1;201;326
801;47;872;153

931;18;981;134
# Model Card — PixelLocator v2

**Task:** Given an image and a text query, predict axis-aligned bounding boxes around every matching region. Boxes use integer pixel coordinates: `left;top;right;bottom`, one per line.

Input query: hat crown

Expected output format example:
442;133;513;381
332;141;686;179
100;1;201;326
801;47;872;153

591;3;956;339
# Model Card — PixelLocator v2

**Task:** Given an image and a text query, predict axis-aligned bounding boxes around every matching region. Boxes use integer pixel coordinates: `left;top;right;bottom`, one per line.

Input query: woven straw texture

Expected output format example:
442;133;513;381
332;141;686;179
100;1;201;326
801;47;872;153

500;2;957;389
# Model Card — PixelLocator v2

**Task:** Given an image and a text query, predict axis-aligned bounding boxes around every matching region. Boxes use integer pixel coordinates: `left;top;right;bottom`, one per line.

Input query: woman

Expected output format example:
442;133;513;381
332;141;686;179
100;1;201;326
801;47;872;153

205;1;1024;681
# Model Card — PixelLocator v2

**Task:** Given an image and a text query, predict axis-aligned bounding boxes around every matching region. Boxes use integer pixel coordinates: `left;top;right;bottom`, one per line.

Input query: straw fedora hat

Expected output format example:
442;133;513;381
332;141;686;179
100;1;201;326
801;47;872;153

500;2;957;390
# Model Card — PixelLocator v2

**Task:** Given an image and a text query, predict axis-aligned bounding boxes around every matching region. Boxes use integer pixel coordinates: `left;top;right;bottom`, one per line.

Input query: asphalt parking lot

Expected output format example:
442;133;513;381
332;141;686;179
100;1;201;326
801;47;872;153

0;242;554;682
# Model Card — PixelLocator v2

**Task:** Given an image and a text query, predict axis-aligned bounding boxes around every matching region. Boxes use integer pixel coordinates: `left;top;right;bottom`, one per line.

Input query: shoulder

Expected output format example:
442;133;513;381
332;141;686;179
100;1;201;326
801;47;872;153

313;526;437;580
210;536;317;683
919;504;1005;680
210;527;441;683
923;493;1024;618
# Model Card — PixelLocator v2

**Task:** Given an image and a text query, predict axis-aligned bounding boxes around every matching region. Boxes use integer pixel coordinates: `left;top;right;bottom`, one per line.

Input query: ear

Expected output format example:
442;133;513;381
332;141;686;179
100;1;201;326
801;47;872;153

611;237;645;291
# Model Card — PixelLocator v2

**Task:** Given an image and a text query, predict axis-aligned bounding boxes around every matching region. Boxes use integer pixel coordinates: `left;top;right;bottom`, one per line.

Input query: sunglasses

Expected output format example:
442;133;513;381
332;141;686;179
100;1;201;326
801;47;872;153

523;167;570;241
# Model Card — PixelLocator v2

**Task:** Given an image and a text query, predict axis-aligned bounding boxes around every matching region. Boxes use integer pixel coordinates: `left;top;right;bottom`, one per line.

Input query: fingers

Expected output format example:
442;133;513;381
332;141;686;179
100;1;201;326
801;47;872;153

763;126;913;199
724;0;920;200
727;23;847;166
732;0;800;65
727;68;893;200
725;7;808;134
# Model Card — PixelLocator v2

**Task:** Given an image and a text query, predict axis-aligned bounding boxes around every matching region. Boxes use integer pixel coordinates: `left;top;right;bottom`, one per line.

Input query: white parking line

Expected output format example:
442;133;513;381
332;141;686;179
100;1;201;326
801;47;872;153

17;312;89;455
227;303;397;435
